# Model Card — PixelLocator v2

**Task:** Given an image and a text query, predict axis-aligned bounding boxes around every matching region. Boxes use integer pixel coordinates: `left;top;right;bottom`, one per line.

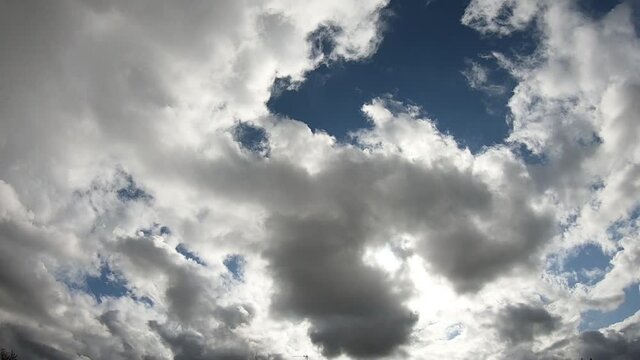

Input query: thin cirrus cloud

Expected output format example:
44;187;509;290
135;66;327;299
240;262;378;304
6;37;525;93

0;0;639;359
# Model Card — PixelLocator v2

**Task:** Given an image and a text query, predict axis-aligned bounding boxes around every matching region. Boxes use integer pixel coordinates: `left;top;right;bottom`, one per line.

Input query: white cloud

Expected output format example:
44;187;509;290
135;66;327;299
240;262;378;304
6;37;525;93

462;0;541;36
461;59;507;96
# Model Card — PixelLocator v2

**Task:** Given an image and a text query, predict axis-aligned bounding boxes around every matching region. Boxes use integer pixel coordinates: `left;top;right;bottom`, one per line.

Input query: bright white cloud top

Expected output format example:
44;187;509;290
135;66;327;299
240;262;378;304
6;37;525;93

0;0;639;359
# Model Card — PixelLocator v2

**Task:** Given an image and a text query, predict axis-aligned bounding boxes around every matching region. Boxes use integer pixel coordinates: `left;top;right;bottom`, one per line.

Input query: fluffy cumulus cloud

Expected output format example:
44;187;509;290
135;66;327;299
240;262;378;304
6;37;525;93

0;0;639;359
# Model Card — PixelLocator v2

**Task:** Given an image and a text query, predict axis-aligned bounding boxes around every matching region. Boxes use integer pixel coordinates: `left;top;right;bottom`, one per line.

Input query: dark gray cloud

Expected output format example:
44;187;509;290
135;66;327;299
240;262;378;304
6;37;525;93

0;218;72;324
189;145;555;293
213;304;255;330
495;304;561;344
112;235;262;355
150;320;245;360
150;321;281;360
98;310;142;359
113;236;217;325
221;143;555;356
0;235;52;321
366;159;555;293
164;268;209;324
0;323;73;360
576;330;640;360
496;309;640;359
512;324;640;360
265;214;417;358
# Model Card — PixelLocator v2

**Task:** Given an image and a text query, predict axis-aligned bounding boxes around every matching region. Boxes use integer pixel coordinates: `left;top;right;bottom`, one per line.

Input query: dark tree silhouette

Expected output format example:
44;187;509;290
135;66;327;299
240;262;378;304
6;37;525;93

0;348;17;360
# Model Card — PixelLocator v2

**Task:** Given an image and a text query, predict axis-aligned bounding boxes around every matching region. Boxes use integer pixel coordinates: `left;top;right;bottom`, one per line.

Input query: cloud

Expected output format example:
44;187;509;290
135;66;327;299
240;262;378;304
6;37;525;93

515;317;640;360
495;304;561;344
462;0;541;35
149;320;266;360
461;59;507;96
0;0;640;358
576;330;640;359
0;0;393;357
356;99;556;293
265;214;418;357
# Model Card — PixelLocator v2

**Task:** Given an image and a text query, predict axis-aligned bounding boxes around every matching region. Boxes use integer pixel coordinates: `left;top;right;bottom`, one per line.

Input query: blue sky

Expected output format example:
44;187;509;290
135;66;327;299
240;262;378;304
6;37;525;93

580;283;640;331
270;0;624;151
269;0;522;150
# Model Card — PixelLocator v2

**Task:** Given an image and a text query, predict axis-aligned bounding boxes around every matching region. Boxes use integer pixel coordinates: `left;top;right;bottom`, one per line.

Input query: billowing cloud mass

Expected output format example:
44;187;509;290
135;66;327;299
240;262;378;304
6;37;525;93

0;0;639;359
494;304;561;344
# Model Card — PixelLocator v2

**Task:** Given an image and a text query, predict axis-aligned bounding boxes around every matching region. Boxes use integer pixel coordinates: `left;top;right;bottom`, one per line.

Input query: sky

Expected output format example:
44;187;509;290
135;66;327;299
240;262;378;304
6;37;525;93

0;0;639;359
268;0;529;150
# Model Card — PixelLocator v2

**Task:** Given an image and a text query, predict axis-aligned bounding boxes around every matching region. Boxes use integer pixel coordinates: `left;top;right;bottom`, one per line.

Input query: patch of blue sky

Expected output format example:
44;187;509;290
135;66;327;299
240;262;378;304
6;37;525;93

268;0;624;152
139;223;171;237
590;178;605;192
446;323;463;340
514;144;550;165
562;244;612;288
81;212;167;305
607;204;640;242
268;0;536;151
223;254;246;281
131;294;154;307
579;283;640;331
577;0;624;20
60;262;153;307
116;173;153;203
176;243;207;266
85;263;128;303
232;121;270;157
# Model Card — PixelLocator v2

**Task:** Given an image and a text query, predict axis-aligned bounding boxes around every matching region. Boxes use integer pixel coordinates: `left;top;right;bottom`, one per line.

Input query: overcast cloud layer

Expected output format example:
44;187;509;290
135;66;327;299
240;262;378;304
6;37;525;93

1;0;639;359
